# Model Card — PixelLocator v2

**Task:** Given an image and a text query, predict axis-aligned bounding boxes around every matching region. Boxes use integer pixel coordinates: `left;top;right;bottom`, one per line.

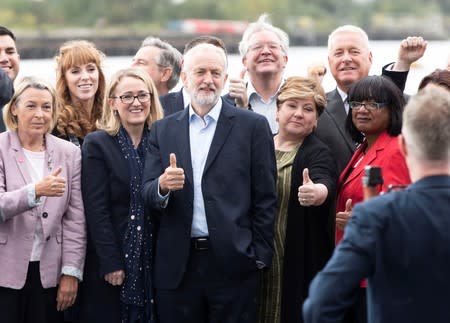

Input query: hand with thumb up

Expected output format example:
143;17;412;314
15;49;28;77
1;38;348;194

35;166;67;198
228;68;249;108
336;199;353;231
298;168;329;207
159;153;185;195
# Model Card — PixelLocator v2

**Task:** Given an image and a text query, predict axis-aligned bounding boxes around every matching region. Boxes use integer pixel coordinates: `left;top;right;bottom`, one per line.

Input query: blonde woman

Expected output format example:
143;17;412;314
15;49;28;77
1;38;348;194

258;76;337;323
80;68;163;323
0;76;86;323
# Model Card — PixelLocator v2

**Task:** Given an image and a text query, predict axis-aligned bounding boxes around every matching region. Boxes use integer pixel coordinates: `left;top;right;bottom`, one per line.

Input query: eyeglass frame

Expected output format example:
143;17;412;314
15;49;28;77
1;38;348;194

111;92;152;104
247;42;283;53
349;101;387;111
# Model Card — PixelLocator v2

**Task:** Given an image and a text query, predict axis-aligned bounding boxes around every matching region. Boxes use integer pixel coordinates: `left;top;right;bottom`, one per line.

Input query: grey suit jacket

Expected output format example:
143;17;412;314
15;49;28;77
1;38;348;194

315;89;355;176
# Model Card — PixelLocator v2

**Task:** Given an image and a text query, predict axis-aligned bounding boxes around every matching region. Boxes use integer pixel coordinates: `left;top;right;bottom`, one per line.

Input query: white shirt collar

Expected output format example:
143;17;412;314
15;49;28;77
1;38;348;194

336;86;348;103
188;98;222;122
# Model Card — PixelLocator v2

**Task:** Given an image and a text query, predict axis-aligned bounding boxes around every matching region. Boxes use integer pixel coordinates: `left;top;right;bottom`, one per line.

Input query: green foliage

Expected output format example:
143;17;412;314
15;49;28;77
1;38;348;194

0;0;448;39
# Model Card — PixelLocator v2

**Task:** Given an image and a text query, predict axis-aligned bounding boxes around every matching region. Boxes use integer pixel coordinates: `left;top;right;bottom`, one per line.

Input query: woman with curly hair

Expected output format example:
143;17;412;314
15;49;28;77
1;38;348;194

52;40;106;323
52;40;106;147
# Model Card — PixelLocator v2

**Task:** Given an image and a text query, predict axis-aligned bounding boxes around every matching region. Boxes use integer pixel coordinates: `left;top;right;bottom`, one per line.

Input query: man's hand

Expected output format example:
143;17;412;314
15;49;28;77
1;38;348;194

307;62;327;84
228;68;249;108
159;153;185;195
393;36;427;71
56;275;78;311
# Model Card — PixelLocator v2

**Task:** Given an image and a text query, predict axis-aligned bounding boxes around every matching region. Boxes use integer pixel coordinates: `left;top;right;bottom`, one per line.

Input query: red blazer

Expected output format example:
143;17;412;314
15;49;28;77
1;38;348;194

336;131;411;244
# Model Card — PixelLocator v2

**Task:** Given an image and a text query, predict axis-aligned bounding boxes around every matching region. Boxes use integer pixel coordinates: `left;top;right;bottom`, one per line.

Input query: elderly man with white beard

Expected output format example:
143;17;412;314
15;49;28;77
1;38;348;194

142;43;277;323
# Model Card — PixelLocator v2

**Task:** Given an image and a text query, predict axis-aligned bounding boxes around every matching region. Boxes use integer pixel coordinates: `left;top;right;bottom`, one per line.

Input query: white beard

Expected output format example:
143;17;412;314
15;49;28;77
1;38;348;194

192;89;219;107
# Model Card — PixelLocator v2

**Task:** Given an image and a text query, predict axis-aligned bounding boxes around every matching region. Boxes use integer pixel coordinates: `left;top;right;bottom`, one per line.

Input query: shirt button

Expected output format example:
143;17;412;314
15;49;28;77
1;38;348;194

42;212;48;218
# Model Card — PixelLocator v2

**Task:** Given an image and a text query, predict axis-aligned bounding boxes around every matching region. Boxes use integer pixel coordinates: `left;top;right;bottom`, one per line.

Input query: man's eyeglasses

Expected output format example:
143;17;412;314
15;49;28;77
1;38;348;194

113;93;151;104
349;101;386;110
248;42;282;53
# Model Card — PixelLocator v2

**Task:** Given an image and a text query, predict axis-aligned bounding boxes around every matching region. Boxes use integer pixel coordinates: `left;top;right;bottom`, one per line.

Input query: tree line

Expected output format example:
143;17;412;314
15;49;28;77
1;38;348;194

2;0;449;41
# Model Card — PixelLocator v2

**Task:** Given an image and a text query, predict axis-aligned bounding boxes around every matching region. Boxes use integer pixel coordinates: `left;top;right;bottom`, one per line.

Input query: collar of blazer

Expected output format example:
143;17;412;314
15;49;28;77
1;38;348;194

174;99;237;179
10;131;57;185
343;131;395;186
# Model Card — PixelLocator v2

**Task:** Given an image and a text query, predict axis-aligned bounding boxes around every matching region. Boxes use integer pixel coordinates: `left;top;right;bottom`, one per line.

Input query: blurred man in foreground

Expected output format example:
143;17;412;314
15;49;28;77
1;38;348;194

303;84;450;323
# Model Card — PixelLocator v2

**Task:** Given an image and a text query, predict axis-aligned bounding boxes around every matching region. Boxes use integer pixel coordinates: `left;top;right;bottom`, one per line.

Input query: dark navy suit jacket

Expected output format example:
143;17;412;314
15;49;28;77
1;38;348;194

142;99;277;289
0;69;14;132
159;89;185;116
303;175;450;323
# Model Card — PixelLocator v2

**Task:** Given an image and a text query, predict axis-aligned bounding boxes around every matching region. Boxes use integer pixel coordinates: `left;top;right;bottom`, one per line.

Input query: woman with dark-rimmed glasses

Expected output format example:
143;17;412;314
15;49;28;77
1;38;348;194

79;68;163;323
335;75;411;323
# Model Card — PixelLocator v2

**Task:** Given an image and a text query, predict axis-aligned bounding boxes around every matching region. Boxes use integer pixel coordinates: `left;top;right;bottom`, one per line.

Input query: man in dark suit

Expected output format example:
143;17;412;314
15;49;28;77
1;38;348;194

0;69;13;131
131;36;182;96
142;43;277;323
315;25;427;175
159;35;228;116
303;84;450;323
0;26;20;132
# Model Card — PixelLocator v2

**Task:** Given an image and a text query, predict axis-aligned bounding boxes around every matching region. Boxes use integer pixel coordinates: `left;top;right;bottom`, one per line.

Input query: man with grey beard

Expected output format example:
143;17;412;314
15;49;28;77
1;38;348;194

142;43;277;323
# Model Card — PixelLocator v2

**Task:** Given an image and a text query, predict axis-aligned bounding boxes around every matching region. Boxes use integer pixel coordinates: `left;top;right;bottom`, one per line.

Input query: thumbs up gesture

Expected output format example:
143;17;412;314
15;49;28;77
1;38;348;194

228;68;249;108
35;166;67;198
298;168;328;207
159;153;185;195
336;199;353;231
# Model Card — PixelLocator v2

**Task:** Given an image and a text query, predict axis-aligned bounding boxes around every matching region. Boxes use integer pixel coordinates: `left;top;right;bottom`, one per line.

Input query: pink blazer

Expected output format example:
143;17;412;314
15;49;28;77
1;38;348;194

0;131;86;289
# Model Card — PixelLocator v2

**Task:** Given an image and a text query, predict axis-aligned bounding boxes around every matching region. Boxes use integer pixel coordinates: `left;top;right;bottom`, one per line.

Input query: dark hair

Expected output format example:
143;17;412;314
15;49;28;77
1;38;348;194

183;35;227;55
418;69;450;91
346;75;405;143
0;26;16;41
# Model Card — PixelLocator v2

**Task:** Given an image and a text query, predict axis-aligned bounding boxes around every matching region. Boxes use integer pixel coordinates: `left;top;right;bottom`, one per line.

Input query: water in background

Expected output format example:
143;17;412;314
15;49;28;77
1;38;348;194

20;41;449;95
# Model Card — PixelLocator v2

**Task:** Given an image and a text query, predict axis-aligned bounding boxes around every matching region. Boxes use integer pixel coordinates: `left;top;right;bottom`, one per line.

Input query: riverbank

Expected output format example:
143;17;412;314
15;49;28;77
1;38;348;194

15;27;448;59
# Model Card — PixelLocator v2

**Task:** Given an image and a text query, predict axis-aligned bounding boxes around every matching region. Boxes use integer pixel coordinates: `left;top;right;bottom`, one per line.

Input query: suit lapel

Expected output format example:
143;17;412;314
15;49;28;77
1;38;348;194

344;132;391;186
9;131;40;186
176;89;185;110
12;141;33;185
203;104;234;174
175;110;194;187
43;133;56;176
38;134;58;209
327;89;355;149
10;132;54;207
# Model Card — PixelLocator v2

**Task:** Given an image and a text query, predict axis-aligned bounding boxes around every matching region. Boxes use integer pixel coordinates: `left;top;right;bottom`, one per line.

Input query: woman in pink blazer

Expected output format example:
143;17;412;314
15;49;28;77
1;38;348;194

0;76;86;323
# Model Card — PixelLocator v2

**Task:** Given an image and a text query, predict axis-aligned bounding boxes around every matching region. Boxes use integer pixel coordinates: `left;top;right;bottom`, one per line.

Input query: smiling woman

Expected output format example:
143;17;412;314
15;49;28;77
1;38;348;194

258;76;337;323
79;67;163;323
52;40;106;147
0;76;87;323
335;75;412;323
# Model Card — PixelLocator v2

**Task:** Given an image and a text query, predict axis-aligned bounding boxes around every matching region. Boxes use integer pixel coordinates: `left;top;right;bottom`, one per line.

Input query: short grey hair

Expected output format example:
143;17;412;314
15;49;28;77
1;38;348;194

141;36;183;90
327;25;370;51
402;84;450;162
183;43;228;72
239;13;289;57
